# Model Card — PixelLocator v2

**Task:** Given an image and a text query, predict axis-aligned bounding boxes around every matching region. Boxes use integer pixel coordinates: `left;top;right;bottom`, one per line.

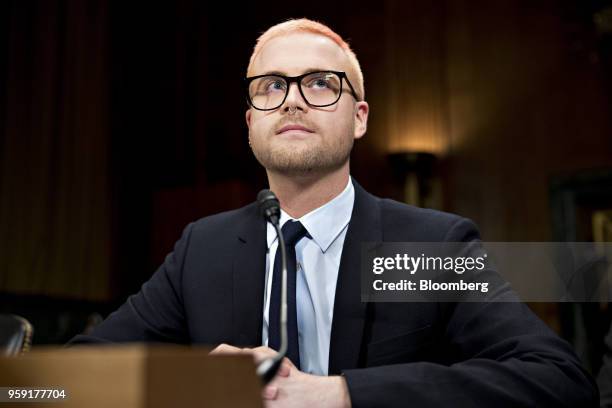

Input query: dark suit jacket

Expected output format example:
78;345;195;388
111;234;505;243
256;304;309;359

71;182;598;407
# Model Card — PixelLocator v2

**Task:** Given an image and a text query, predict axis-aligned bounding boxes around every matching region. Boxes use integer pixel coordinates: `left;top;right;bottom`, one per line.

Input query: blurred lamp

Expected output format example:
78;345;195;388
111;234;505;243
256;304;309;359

388;151;437;207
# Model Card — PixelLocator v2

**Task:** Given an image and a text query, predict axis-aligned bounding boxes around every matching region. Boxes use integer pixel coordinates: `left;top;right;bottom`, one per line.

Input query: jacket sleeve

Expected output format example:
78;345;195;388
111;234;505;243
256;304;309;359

67;223;193;345
342;217;598;407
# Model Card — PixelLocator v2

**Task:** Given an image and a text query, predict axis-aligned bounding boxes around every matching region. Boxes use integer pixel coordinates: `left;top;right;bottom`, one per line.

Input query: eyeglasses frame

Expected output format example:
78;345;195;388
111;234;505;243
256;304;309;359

245;70;360;111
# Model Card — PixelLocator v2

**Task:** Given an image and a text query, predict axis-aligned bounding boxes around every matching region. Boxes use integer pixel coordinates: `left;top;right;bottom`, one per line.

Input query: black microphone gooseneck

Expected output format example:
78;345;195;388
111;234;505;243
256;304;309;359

256;189;288;384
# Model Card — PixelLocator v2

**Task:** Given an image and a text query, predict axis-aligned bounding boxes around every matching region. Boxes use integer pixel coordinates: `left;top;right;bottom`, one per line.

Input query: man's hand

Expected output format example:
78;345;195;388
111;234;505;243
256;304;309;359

209;344;351;408
262;364;351;408
209;344;291;400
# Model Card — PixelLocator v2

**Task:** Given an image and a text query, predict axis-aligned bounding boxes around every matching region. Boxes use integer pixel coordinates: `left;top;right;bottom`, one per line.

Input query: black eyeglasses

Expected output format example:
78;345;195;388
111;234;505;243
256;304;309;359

245;70;359;111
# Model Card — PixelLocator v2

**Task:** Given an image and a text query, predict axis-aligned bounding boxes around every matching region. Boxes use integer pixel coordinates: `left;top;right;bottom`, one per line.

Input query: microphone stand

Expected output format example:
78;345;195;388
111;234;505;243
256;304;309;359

256;191;289;384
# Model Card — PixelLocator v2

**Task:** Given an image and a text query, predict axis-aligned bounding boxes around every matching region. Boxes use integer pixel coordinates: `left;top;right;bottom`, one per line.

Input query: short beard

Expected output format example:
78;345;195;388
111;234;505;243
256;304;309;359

249;131;354;177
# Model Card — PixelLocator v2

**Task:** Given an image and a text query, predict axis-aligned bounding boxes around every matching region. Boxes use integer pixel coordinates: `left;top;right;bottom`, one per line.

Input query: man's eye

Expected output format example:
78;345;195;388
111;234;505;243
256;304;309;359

306;78;330;89
266;80;286;92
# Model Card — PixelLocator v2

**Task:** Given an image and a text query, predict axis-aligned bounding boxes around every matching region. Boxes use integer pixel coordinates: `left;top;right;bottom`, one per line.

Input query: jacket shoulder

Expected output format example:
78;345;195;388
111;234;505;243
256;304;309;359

378;197;480;241
191;202;256;229
175;201;260;247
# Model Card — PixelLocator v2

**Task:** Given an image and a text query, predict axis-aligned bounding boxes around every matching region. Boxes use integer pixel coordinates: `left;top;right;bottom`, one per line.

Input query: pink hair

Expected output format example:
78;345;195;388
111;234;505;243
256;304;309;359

247;18;365;100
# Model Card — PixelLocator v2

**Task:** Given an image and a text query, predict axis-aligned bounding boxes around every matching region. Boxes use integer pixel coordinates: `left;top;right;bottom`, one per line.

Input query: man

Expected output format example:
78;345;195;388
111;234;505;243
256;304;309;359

71;19;597;407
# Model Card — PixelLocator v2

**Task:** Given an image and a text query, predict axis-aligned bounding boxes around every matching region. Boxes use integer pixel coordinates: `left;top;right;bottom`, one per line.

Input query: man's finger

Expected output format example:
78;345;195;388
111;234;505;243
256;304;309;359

209;343;242;355
282;356;297;370
252;346;278;357
250;346;279;363
276;362;291;377
262;385;278;400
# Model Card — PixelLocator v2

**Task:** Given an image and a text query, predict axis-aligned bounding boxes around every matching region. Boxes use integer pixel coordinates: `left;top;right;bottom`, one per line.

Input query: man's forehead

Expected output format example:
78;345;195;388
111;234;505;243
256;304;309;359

251;32;350;76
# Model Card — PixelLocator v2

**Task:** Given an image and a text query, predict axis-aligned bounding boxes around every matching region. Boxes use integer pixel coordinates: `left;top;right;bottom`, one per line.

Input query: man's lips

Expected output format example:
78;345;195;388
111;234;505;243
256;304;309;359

276;124;314;134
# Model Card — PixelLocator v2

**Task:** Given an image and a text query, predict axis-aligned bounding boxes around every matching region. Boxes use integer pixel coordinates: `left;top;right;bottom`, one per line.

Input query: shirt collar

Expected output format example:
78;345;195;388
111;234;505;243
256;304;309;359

266;176;355;253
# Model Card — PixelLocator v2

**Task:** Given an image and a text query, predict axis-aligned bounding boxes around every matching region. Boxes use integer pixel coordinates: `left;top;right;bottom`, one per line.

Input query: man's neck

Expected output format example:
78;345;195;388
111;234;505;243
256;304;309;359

267;164;350;219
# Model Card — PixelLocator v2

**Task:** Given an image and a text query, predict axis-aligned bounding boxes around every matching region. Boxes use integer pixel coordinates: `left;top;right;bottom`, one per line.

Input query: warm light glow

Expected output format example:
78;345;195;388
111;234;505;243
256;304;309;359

387;114;449;156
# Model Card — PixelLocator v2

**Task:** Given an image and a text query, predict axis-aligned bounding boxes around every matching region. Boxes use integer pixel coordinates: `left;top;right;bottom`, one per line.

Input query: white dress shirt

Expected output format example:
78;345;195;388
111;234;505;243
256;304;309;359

262;177;355;375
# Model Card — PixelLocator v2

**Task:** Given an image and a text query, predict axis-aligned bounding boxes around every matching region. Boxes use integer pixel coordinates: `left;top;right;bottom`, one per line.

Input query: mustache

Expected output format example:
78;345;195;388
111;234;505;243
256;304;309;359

274;116;317;134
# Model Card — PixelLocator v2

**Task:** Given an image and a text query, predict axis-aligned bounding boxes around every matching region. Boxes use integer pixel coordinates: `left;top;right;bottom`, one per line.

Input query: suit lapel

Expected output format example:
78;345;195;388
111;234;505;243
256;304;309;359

328;181;382;374
232;203;268;346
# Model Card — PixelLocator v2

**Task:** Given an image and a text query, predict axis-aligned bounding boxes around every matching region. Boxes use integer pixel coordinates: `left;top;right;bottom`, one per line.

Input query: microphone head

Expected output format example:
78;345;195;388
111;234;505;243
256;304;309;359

257;189;280;224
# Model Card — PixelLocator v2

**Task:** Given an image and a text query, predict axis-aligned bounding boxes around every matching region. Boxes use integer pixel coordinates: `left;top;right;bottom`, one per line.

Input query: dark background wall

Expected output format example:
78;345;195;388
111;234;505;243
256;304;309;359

1;0;611;371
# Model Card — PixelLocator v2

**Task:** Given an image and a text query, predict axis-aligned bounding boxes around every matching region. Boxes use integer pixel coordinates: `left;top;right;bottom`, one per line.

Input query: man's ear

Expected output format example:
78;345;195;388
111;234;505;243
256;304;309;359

354;101;369;140
245;108;252;129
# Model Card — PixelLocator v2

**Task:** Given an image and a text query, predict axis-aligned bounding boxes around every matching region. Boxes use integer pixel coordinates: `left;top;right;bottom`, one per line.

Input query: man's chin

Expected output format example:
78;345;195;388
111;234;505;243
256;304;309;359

263;156;349;178
251;143;352;177
265;160;322;176
254;147;319;171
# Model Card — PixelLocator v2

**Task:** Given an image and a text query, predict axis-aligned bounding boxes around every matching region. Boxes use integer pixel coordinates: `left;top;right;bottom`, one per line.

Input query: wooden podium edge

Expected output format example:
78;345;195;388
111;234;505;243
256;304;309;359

0;344;263;408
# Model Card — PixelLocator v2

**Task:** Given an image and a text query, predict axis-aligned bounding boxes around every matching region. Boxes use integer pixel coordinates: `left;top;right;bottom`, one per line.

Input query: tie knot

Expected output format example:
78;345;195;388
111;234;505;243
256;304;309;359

281;220;308;247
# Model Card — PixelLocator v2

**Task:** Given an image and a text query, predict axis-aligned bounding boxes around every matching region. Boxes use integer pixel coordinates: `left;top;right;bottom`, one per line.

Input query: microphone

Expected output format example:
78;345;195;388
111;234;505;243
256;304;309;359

255;189;288;384
257;189;280;225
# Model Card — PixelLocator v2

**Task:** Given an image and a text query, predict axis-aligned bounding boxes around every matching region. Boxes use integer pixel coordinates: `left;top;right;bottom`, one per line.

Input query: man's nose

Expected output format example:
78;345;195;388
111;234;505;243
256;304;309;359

281;82;308;113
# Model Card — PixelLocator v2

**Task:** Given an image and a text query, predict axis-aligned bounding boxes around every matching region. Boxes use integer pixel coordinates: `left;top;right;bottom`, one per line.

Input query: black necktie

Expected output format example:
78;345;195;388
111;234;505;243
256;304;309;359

268;220;308;369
